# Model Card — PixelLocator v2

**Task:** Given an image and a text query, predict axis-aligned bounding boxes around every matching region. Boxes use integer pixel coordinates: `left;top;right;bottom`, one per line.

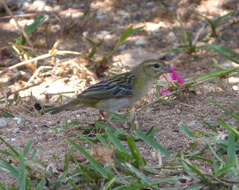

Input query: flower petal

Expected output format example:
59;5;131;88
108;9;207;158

160;87;171;95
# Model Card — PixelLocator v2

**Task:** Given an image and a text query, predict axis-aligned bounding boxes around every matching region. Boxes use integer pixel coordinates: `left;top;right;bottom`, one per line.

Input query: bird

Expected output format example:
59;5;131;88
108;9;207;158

47;59;172;114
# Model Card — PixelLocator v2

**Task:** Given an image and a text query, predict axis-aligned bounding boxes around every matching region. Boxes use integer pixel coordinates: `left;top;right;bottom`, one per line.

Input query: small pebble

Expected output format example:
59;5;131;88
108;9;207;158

118;44;127;51
13;117;22;125
135;39;148;46
187;121;196;128
96;30;112;40
0;118;7;128
146;2;154;6
117;10;128;16
12;128;20;134
96;11;107;20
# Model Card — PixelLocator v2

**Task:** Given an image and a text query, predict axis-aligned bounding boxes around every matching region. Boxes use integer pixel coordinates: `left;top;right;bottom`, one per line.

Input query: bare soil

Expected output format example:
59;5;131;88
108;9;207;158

0;0;239;187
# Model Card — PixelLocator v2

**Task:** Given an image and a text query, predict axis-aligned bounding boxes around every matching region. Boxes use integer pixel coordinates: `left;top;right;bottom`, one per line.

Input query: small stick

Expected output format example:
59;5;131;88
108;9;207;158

0;0;33;48
0;81;43;100
0;49;81;76
43;91;75;96
25;66;52;87
0;13;37;20
192;22;207;45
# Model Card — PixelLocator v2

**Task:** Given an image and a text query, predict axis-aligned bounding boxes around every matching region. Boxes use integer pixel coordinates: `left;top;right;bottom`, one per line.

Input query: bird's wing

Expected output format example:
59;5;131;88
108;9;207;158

78;72;136;100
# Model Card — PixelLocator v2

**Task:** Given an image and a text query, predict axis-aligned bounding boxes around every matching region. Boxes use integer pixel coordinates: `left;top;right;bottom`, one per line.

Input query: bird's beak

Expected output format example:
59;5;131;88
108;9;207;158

163;64;172;73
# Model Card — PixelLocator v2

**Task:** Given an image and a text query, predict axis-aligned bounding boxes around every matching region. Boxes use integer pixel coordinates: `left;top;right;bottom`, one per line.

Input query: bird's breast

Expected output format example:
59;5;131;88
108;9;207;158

95;98;131;112
133;78;154;100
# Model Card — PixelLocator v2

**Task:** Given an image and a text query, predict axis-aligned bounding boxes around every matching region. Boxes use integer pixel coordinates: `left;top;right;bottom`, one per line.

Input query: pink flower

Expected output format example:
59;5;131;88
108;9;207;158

169;65;185;84
159;65;185;95
160;87;171;95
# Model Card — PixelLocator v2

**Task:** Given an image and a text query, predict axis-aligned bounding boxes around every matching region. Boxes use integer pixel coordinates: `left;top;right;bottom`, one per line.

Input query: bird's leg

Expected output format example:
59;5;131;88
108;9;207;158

98;110;120;130
120;108;140;134
99;110;107;121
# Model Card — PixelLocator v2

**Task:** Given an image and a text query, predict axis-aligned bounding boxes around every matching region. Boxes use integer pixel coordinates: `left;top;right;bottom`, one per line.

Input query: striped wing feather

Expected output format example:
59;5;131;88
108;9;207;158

78;72;136;99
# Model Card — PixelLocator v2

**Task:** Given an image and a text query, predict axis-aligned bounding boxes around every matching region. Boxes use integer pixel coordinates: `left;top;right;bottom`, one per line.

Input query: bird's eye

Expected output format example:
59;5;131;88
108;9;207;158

153;64;160;68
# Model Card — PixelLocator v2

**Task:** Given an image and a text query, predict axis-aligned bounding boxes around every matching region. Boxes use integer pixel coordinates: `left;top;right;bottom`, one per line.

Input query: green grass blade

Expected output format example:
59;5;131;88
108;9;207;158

145;126;157;137
76;132;95;145
217;119;239;138
96;134;108;147
213;163;234;178
85;37;97;46
188;155;213;164
63;151;70;171
209;98;239;122
95;121;112;128
118;26;143;45
126;136;146;168
0;158;19;177
176;17;188;44
23;140;33;157
25;15;45;35
115;151;131;163
183;161;209;184
105;128;128;154
30;148;37;160
0;149;17;158
0;137;19;157
66;137;110;178
111;113;128;122
192;68;239;83
208;144;224;164
124;163;152;185
203;121;217;132
0;181;7;190
16;15;45;44
198;45;239;64
181;153;209;184
227;133;237;164
18;156;27;190
135;130;170;157
105;177;116;190
36;178;46;190
113;183;148;190
179;123;195;138
180;152;196;178
186;183;205;190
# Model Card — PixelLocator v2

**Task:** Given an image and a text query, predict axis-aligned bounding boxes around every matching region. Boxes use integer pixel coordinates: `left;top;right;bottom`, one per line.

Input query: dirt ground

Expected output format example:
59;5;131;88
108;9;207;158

0;0;239;187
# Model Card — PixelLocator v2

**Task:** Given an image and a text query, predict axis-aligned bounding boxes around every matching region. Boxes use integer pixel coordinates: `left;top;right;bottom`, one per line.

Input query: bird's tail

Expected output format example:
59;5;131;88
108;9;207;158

50;103;72;114
42;99;82;114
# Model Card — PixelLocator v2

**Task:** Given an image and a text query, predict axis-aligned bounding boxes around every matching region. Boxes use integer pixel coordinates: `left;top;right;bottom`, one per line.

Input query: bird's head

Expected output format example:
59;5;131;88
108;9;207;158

137;60;172;78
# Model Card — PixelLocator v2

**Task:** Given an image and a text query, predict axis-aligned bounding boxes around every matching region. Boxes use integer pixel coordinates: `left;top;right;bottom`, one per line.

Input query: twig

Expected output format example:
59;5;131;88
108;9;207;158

0;81;43;101
0;49;81;76
192;22;207;45
0;13;37;20
42;91;75;96
25;66;52;87
0;0;33;48
0;46;10;50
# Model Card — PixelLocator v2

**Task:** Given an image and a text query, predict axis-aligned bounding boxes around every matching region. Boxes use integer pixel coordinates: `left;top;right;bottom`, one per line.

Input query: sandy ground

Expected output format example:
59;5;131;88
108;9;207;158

0;0;239;187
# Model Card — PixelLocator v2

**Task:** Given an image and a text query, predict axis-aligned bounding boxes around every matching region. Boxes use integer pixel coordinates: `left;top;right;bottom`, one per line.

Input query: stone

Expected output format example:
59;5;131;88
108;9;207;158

135;39;148;46
13;117;22;125
187;121;196;128
0;119;7;128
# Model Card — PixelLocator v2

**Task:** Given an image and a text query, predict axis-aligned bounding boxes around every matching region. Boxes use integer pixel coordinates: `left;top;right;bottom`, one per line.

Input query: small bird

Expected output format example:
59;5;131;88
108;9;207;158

48;60;171;114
